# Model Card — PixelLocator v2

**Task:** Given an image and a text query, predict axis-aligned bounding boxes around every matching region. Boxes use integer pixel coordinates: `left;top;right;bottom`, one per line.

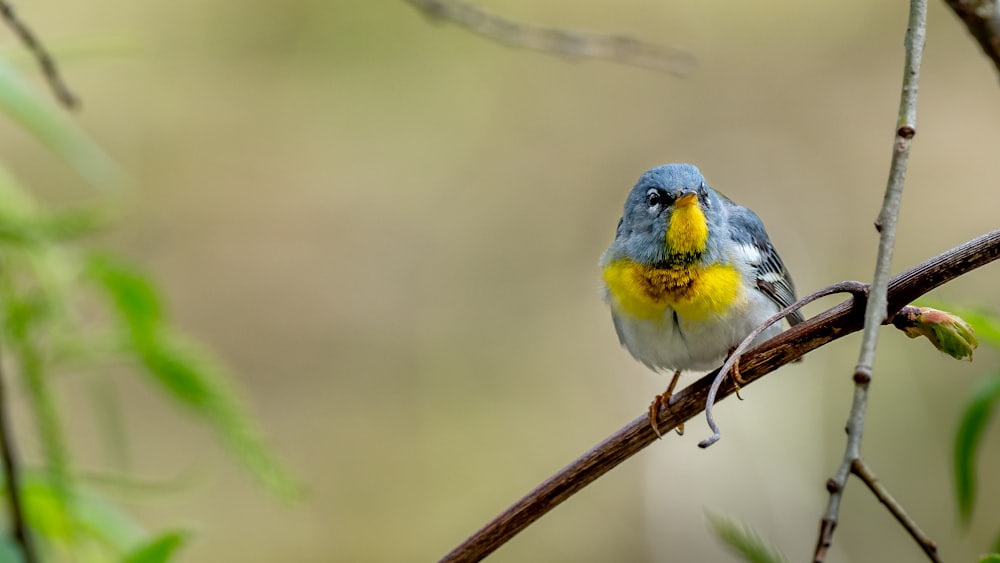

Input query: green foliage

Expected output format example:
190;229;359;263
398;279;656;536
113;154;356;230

980;555;1000;563
934;303;1000;556
0;60;123;191
707;513;788;563
87;255;300;498
954;372;1000;524
121;532;188;563
0;48;294;562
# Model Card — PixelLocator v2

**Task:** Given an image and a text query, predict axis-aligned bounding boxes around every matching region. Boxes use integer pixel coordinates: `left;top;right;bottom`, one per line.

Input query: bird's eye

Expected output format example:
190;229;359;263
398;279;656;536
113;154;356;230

646;189;661;208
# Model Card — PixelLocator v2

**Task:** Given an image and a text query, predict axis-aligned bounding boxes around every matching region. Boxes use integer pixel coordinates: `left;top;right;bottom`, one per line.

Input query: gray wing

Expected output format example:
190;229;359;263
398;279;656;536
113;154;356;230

726;204;804;325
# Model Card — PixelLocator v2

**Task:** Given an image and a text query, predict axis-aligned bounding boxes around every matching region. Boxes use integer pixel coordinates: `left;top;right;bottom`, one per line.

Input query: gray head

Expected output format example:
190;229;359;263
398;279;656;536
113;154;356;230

606;164;728;265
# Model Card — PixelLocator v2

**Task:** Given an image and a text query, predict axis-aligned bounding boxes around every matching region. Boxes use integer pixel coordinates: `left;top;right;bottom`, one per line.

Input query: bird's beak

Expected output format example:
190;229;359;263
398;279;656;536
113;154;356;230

675;192;698;207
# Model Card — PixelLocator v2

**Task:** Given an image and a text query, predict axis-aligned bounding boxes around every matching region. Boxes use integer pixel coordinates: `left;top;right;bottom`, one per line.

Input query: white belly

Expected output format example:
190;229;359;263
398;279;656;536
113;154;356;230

611;289;783;372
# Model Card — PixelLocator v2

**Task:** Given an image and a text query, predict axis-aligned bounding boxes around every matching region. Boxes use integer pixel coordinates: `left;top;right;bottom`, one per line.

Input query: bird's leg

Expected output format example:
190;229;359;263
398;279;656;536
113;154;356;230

648;370;684;438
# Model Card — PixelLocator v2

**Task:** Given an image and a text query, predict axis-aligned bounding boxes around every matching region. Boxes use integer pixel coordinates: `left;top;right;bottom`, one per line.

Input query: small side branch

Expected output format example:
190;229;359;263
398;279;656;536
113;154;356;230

0;1;78;109
402;0;696;76
850;459;942;562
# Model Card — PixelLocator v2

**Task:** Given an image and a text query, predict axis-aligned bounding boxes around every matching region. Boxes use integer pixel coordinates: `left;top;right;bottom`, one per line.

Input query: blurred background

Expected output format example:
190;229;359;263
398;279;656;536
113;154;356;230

2;0;999;561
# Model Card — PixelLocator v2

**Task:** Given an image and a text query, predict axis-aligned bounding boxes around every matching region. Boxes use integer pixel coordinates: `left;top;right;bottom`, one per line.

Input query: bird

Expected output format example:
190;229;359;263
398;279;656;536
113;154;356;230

600;164;803;436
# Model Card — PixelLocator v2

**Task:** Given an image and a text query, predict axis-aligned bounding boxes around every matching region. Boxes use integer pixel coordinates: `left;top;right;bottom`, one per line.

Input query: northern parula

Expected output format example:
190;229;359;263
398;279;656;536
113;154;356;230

600;164;802;434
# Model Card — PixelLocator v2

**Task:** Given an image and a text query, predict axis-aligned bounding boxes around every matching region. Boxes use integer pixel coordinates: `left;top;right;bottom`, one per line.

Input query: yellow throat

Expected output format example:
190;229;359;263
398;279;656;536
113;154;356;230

602;192;743;321
665;192;708;256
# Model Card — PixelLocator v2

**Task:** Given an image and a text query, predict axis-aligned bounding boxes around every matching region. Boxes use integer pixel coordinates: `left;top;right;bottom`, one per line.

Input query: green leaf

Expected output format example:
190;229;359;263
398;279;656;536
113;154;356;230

121;531;188;563
954;372;1000;525
21;471;146;556
85;254;163;342
0;207;106;246
2;292;75;541
979;555;1000;563
707;512;788;563
86;254;299;498
0;60;125;191
135;334;300;498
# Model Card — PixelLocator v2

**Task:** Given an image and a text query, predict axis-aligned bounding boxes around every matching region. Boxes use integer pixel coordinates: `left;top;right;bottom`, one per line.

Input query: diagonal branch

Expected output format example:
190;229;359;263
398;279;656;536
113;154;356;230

814;1;927;560
402;0;696;76
0;1;78;109
851;458;942;562
439;228;1000;563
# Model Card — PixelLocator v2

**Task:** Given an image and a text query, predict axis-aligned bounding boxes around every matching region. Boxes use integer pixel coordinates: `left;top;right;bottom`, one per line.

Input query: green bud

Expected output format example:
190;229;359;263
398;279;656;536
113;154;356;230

894;307;978;361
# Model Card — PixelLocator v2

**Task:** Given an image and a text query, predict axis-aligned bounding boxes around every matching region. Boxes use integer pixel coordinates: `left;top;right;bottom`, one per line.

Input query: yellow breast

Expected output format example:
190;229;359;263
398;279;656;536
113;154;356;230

602;259;744;321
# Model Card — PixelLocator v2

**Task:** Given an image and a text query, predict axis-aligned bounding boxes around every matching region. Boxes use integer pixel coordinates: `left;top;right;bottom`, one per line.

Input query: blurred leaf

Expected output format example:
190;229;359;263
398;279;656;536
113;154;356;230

121;531;188;563
707;512;788;563
86;254;300;498
2;290;74;540
21;472;145;556
0;207;106;245
954;372;1000;525
980;555;1000;563
86;255;162;341
0;60;125;191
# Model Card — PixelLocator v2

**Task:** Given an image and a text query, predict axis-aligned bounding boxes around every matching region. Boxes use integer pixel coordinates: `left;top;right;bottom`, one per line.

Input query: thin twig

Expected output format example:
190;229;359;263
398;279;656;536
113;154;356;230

439;228;1000;563
850;459;942;562
697;281;869;448
0;1;78;109
814;2;927;561
0;332;37;561
402;0;696;76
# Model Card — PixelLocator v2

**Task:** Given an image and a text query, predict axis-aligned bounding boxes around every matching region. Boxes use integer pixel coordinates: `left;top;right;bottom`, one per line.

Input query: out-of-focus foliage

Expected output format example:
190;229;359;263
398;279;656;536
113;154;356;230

0;41;292;562
1;0;999;561
954;372;1000;525
707;513;788;563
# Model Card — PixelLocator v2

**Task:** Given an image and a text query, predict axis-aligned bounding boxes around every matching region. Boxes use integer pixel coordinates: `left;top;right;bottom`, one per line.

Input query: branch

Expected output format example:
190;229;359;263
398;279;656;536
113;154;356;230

0;332;37;562
850;459;942;562
698;281;869;448
0;1;78;109
943;0;1000;75
439;228;1000;563
815;1;927;560
402;0;696;76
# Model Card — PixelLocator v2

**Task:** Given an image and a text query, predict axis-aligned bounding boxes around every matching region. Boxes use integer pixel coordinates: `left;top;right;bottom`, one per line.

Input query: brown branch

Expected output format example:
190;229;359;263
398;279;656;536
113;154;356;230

402;0;696;76
851;458;942;562
0;1;78;109
698;281;869;448
943;0;1000;76
439;228;1000;563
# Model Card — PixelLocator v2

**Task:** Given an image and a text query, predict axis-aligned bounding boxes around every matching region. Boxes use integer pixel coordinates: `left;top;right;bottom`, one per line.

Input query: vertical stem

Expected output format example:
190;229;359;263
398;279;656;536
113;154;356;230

0;341;38;563
814;1;927;560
